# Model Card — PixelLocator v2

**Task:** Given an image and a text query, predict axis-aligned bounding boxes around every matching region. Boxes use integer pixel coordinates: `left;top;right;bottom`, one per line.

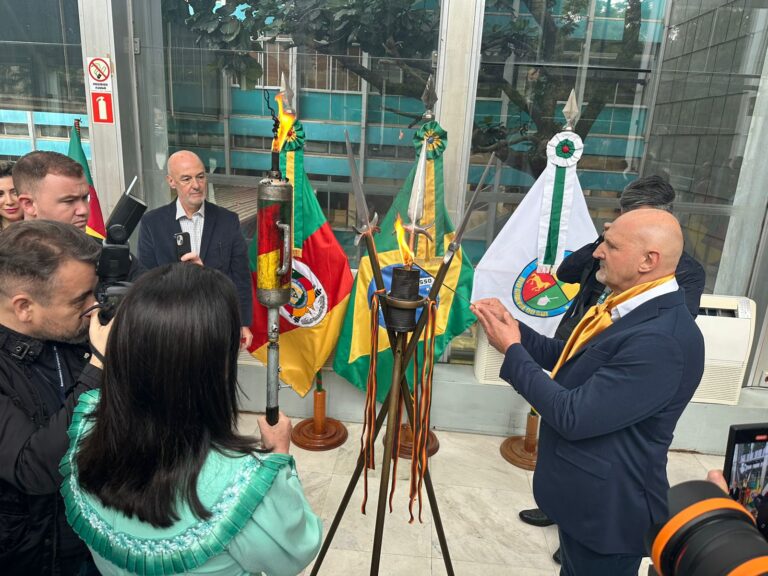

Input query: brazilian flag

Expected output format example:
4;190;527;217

333;122;475;402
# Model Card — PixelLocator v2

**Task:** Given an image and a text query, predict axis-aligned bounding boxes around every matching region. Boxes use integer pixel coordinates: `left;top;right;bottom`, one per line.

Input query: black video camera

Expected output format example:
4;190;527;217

95;176;146;322
645;480;768;575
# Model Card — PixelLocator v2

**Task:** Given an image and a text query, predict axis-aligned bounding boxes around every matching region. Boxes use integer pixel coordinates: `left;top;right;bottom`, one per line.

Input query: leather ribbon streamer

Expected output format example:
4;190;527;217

360;289;385;514
360;296;439;524
408;299;437;523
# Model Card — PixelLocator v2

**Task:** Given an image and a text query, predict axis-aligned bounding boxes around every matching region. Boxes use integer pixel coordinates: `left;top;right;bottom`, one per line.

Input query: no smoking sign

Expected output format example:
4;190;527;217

88;58;110;82
86;56;114;124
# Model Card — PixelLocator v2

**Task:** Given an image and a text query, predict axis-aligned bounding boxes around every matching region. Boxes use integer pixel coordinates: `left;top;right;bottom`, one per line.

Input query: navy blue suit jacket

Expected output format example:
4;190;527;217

500;288;704;555
137;201;253;323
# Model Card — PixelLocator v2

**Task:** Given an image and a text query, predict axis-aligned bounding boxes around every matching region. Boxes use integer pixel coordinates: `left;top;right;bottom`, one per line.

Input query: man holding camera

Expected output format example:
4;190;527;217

473;209;705;576
0;221;106;575
137;150;253;348
13;150;145;281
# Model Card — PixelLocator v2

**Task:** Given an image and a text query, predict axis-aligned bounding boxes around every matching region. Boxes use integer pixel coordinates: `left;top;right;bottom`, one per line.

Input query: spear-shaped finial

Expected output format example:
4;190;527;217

562;89;580;131
421;74;437;121
408;139;428;227
74;118;81;137
404;139;434;254
280;71;295;114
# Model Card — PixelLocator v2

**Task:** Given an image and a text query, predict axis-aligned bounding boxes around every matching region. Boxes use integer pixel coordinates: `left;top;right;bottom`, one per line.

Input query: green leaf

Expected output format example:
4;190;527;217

201;17;220;33
244;60;264;86
220;18;240;34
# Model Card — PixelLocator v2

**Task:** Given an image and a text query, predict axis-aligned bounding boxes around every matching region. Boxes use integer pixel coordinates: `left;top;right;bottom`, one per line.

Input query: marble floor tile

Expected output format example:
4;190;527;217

430;484;552;570
290;443;342;475
695;452;726;473
319;473;433;558
428;429;531;493
667;450;708;486
431;557;555;576
541;524;560;558
331;421;425;483
304;549;431;576
284;420;717;576
299;472;333;517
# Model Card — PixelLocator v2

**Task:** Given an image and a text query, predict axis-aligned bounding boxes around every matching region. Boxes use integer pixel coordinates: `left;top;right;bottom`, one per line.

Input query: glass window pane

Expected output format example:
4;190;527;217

0;0;88;161
158;1;441;270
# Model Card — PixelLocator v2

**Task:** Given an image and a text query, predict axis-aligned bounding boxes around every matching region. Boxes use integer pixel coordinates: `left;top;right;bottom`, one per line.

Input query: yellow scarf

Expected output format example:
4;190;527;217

550;274;675;378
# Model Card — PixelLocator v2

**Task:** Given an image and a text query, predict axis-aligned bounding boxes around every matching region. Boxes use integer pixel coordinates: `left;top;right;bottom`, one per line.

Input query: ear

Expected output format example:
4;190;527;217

639;250;660;273
18;194;37;219
10;293;35;324
166;175;178;200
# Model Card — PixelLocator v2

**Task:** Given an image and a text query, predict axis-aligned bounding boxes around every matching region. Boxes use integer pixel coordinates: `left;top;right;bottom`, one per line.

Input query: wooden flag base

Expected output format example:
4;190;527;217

291;388;348;451
499;412;539;471
396;423;440;459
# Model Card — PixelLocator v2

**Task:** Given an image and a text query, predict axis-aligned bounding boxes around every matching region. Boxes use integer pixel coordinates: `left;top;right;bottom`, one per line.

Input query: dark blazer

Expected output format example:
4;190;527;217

500;288;705;555
138;201;252;323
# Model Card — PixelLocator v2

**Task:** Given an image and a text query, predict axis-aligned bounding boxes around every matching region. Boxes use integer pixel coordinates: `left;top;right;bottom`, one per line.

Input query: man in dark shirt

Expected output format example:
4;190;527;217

518;176;706;564
0;221;104;575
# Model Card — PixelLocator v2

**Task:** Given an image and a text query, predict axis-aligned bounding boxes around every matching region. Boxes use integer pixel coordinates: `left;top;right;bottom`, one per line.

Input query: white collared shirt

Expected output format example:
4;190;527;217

175;199;205;255
610;278;679;322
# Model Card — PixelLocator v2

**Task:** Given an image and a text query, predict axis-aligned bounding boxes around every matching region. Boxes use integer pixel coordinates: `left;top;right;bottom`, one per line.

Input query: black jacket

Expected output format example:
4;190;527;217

554;238;706;340
138;201;252;322
0;324;101;575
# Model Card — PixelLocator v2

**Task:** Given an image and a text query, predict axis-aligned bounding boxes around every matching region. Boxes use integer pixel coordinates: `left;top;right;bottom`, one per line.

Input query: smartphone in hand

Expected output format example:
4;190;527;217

174;232;192;261
723;423;768;537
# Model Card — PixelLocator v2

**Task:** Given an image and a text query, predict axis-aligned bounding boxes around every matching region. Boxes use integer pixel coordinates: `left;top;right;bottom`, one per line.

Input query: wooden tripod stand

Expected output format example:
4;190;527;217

309;326;454;575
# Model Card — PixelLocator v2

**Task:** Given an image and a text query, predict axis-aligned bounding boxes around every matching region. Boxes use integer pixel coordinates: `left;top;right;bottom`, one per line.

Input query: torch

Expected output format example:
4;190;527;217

256;90;295;425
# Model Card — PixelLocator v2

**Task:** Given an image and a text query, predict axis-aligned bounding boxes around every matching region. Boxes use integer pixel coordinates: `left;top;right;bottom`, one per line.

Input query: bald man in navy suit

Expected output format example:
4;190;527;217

474;210;705;576
138;151;253;348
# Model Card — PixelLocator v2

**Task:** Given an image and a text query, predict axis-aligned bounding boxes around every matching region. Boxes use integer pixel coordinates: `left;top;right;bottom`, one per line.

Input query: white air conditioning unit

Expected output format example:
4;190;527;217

474;329;508;386
693;295;756;405
473;295;757;405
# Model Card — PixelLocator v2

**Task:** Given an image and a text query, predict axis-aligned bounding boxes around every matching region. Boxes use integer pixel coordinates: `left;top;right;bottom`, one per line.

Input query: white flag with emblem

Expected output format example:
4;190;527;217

472;130;597;337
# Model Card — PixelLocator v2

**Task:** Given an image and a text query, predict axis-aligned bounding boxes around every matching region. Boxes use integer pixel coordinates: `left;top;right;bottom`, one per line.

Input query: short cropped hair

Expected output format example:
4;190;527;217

620;175;676;213
0;220;100;303
0;160;14;179
12;151;84;196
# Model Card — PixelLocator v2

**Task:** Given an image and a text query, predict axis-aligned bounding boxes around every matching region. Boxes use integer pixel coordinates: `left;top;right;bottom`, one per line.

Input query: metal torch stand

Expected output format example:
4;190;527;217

310;297;454;576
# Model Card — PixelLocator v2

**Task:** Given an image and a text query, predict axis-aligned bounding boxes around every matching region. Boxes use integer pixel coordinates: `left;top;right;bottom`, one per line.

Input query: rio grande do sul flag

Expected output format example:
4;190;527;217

247;120;353;397
333;122;475;403
472;131;597;337
67;121;107;239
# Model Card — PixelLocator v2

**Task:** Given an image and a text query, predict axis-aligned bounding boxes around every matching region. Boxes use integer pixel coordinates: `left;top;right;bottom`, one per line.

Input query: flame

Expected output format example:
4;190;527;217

271;92;297;153
394;214;413;268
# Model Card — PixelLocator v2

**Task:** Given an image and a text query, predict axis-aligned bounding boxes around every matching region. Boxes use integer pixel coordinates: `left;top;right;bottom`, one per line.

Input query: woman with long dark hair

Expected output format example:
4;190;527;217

60;264;321;575
0;161;23;230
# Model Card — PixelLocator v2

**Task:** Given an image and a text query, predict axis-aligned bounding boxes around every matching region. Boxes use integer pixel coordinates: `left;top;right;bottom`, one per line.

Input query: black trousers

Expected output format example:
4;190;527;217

558;528;642;576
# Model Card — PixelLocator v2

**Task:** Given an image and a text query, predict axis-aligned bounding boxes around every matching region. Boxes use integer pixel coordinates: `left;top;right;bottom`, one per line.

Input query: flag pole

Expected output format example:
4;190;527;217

499;89;582;471
312;140;494;576
270;74;349;449
291;371;349;450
